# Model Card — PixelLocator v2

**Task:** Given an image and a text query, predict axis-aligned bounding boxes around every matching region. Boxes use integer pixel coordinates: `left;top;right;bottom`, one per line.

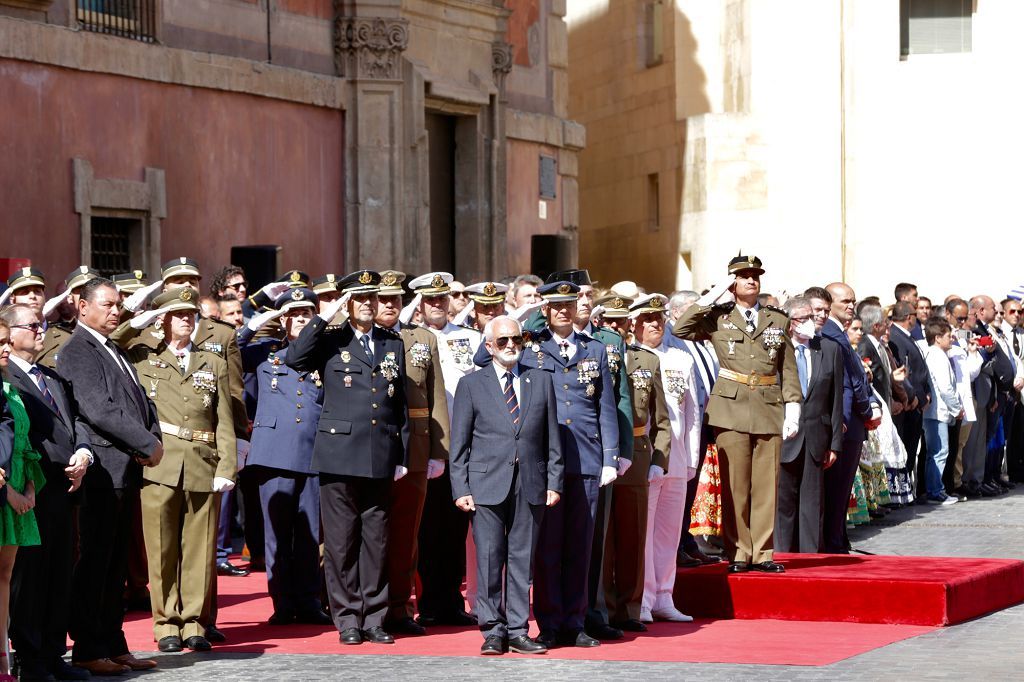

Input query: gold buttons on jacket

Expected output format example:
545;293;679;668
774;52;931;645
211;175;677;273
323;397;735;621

296;389;303;396
372;404;378;409
565;418;572;425
372;419;377;425
563;368;570;373
296;403;303;409
183;416;189;421
295;416;302;423
182;396;189;402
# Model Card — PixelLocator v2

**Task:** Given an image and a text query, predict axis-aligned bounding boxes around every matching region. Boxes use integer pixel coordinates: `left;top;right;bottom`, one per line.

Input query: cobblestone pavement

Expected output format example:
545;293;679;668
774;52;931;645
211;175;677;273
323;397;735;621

111;489;1024;681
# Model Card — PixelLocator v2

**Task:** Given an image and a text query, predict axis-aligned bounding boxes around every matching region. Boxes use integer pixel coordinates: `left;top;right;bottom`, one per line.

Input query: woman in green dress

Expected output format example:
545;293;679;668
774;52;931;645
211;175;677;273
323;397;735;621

0;318;45;681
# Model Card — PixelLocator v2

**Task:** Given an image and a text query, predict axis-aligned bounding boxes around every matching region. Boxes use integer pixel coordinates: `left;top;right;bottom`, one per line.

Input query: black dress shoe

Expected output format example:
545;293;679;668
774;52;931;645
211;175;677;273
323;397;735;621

340;627;362;645
480;635;505;655
508;634;547;654
997;478;1016;489
362;626;395;644
51;659;91;681
386;617;426;635
442;610;476;626
295;609;332;625
676;551;702;568
611;618;647;632
751;561;786;573
535;629;559;649
690;548;723;564
585;622;623;640
18;664;56;682
728;562;750;573
217;561;250;577
205;624;227;642
561;630;600;647
980;482;1002;497
158;635;183;652
184;635;212;651
268;611;295;625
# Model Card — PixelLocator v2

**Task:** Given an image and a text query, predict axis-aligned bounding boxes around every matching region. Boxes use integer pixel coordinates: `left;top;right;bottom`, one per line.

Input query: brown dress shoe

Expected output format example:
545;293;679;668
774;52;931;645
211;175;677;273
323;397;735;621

73;658;131;675
110;653;158;670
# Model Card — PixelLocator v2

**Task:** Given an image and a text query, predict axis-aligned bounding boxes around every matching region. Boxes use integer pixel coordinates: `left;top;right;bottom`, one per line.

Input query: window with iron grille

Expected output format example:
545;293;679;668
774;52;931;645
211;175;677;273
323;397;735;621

78;0;158;44
90;218;135;278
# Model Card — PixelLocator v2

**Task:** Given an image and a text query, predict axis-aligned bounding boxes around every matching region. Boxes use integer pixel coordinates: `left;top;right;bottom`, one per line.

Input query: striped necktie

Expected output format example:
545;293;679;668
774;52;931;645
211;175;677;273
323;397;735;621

504;371;520;425
29;366;60;415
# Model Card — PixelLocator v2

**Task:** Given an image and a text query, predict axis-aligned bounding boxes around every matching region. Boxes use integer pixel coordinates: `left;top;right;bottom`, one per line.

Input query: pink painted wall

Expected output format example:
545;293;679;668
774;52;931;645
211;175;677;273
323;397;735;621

0;60;344;285
506;139;563;276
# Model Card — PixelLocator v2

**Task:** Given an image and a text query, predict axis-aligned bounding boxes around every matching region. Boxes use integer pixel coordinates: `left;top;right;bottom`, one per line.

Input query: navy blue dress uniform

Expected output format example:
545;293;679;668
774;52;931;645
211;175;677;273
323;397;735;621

238;287;328;624
286;270;410;642
523;281;620;646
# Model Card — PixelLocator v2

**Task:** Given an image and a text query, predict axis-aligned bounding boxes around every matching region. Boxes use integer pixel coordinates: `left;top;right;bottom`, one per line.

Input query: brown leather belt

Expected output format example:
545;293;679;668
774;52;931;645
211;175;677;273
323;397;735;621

718;368;779;389
159;421;216;444
408;408;430;419
632;426;647;437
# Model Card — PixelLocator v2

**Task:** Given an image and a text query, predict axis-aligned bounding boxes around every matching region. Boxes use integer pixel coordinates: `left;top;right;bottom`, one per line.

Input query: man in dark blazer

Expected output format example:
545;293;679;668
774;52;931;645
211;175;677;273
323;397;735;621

449;315;563;655
3;305;93;681
776;297;844;554
286;270;409;646
889;300;929;495
857;303;893;412
56;278;163;676
820;283;879;554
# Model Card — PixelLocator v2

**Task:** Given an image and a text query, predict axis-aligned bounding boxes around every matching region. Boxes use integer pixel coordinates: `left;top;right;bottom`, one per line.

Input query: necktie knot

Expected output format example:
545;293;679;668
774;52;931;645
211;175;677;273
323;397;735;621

360;335;372;358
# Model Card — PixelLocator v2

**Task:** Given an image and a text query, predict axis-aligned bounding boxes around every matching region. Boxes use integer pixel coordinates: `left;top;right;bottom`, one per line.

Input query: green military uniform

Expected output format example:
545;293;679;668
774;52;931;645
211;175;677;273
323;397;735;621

604;329;671;625
673;255;802;567
376;271;452;626
121;287;237;642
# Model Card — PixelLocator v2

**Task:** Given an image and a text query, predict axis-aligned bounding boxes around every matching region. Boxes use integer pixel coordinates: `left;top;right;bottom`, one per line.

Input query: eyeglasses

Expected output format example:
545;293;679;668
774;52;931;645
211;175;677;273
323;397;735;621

10;322;43;334
1007;310;1021;315
494;335;523;349
790;315;812;323
955;316;969;323
450;292;467;299
225;280;248;290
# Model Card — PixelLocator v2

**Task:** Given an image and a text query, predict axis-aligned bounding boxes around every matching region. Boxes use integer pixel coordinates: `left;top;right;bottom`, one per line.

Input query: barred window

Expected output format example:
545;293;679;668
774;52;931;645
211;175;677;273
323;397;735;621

78;0;158;44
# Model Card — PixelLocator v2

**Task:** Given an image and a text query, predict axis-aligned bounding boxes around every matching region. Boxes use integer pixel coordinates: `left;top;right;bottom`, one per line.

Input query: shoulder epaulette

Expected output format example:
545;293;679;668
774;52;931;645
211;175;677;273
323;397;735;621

209;317;236;331
763;304;787;315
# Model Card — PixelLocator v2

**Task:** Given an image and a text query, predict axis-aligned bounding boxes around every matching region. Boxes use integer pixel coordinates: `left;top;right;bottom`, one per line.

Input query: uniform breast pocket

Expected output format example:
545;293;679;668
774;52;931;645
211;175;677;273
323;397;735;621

762;385;783;404
332;364;363;376
252;415;277;429
318;419;352;435
713;381;739;400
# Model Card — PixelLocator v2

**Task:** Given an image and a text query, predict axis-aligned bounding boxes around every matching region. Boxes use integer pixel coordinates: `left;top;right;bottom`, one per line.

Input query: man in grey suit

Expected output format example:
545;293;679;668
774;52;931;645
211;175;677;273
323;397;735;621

449;316;564;656
776;297;844;553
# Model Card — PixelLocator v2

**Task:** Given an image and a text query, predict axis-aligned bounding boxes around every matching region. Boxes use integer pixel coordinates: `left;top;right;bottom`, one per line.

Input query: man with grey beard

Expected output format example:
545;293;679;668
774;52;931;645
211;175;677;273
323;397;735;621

449;315;564;655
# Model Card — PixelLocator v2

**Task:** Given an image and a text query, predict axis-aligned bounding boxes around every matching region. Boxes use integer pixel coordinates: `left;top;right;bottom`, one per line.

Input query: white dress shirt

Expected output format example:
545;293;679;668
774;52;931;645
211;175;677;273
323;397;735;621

791;337;814;381
350;323;375;358
492;361;521;406
79;322;141;386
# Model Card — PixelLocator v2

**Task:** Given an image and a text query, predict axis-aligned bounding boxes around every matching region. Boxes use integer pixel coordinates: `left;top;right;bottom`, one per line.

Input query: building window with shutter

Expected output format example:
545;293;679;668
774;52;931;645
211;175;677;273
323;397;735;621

900;0;972;58
646;173;660;232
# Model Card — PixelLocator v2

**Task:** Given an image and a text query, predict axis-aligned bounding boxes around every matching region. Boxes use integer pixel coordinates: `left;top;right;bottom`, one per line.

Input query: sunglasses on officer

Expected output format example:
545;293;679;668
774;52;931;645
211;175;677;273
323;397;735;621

494;335;524;349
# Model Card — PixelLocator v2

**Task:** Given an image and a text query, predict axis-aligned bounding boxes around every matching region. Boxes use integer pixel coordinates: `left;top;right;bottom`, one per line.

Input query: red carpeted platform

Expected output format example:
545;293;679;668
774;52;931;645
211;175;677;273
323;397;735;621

119;571;933;665
674;553;1024;626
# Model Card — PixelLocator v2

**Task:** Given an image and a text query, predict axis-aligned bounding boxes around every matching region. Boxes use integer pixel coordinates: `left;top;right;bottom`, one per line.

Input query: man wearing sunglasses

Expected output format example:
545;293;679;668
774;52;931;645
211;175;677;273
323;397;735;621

449;315;563;655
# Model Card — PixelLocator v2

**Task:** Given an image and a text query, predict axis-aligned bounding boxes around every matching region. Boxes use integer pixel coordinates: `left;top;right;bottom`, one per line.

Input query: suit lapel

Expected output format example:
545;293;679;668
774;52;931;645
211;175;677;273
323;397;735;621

807;339;823;395
515;366;532;434
344;328;373;368
84;332;143;409
729;307;750;338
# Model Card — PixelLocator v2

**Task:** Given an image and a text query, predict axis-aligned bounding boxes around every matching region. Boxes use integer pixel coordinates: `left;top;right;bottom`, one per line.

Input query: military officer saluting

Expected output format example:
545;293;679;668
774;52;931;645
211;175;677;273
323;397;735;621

594;294;671;633
673;254;802;573
235;287;331;626
116;286;237;652
37;266;100;369
373;270;450;636
453;281;509;332
112;271;149;301
286;270;409;646
0;267;47;314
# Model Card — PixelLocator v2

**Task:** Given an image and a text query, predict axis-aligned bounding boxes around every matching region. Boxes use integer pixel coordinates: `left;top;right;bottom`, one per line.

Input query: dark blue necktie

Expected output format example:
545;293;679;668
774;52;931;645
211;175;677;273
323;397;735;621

29;366;60;415
360;334;372;360
504;372;520;425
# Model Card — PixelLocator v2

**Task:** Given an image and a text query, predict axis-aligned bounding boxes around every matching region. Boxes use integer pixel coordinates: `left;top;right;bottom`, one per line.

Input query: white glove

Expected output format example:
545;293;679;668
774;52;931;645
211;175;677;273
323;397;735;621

236;439;250;471
451;300;475;327
129;307;164;330
590;305;606;319
42;287;72;321
258;281;293;304
647;464;666;482
599;465;617;487
394;465;409;481
399;294;422;325
509;299;545;322
870;405;882;422
616;457;632;476
247;307;286;332
0;286;12;308
212;477;235;493
426;459;446;480
782;402;801;440
696;275;737;307
318;291;350;323
122;279;163;313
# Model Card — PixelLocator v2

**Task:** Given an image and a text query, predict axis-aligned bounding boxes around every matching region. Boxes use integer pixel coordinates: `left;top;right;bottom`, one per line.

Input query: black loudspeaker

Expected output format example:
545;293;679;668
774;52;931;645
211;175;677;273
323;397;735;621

530;235;575;281
230;245;282;292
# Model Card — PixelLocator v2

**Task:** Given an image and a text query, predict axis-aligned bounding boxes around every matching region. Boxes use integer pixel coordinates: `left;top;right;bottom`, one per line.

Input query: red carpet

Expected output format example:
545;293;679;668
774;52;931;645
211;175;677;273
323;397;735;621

120;571;933;665
674;553;1024;626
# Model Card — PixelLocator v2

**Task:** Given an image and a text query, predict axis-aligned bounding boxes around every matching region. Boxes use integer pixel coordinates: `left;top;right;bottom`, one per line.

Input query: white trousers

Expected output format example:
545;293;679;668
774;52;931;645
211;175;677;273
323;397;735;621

641;477;688;612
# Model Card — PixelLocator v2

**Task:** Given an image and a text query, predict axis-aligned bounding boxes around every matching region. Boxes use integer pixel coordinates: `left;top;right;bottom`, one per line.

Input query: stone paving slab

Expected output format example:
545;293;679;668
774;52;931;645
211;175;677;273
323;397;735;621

111;489;1024;680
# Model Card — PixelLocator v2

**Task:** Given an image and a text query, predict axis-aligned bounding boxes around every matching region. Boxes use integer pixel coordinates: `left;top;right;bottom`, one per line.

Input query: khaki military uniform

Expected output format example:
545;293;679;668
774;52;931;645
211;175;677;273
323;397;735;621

37;322;75;369
127;343;236;641
604;345;671;623
385;324;450;623
674;302;801;564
